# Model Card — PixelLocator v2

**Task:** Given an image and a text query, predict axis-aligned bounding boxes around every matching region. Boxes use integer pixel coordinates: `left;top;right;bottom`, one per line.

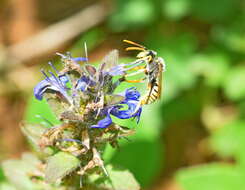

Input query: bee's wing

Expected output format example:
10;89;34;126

101;49;119;71
96;49;119;82
157;58;165;99
144;59;164;104
157;66;163;99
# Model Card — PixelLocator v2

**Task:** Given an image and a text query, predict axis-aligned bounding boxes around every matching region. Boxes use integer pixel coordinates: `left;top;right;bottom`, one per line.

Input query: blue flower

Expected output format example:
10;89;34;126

56;53;88;62
75;76;96;92
91;88;142;128
34;70;71;104
111;88;142;123
124;87;140;100
71;57;88;62
91;109;113;129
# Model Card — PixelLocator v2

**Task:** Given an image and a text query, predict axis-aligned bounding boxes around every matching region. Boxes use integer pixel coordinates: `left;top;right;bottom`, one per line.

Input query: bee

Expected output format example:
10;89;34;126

123;40;166;109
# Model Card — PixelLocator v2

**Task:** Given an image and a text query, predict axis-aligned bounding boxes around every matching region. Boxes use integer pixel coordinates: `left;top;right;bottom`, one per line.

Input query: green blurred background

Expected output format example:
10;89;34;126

0;0;245;189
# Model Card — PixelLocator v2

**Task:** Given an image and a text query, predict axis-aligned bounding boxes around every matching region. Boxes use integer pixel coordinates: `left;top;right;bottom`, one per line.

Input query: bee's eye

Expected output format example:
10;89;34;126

148;50;156;57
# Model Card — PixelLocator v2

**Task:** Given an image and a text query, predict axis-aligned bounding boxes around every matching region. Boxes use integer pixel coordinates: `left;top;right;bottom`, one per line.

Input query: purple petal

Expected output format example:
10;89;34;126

59;75;69;84
56;52;88;62
107;59;146;77
125;87;140;100
110;88;142;123
71;57;88;62
111;100;141;120
34;80;49;100
34;71;70;103
91;112;112;128
75;76;95;91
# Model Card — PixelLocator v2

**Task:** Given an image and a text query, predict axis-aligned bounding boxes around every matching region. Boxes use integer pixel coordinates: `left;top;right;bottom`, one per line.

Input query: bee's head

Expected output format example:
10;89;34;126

148;50;157;57
136;50;157;60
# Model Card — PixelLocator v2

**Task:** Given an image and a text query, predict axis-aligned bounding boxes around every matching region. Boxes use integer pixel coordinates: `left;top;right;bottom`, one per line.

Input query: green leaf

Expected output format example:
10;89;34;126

0;183;17;190
190;53;230;87
0;168;4;182
43;93;69;120
223;66;245;100
209;120;245;169
1;153;42;190
212;22;245;53
107;139;163;187
21;153;41;166
24;95;60;125
191;0;238;22
109;0;155;31
176;120;245;190
176;163;244;190
104;104;163;186
103;100;163;187
21;123;46;152
121;0;154;24
106;165;140;190
209;121;244;158
71;28;106;56
163;0;191;20
45;152;80;183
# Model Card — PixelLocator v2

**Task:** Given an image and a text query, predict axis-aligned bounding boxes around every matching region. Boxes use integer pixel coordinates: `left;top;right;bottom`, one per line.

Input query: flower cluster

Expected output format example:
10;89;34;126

33;50;143;184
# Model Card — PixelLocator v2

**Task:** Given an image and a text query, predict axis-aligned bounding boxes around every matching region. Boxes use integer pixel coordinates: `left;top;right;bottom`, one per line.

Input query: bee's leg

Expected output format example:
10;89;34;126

124;77;146;83
124;59;145;70
131;99;145;116
131;86;152;116
127;65;146;72
123;67;147;83
119;67;147;83
124;68;147;77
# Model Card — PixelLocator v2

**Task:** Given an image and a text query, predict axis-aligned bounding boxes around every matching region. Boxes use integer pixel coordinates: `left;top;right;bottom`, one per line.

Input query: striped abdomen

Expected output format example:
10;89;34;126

141;60;163;105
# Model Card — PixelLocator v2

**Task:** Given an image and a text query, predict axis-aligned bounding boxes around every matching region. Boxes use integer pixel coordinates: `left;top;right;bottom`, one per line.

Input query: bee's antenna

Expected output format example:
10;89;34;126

125;47;145;51
123;39;146;49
